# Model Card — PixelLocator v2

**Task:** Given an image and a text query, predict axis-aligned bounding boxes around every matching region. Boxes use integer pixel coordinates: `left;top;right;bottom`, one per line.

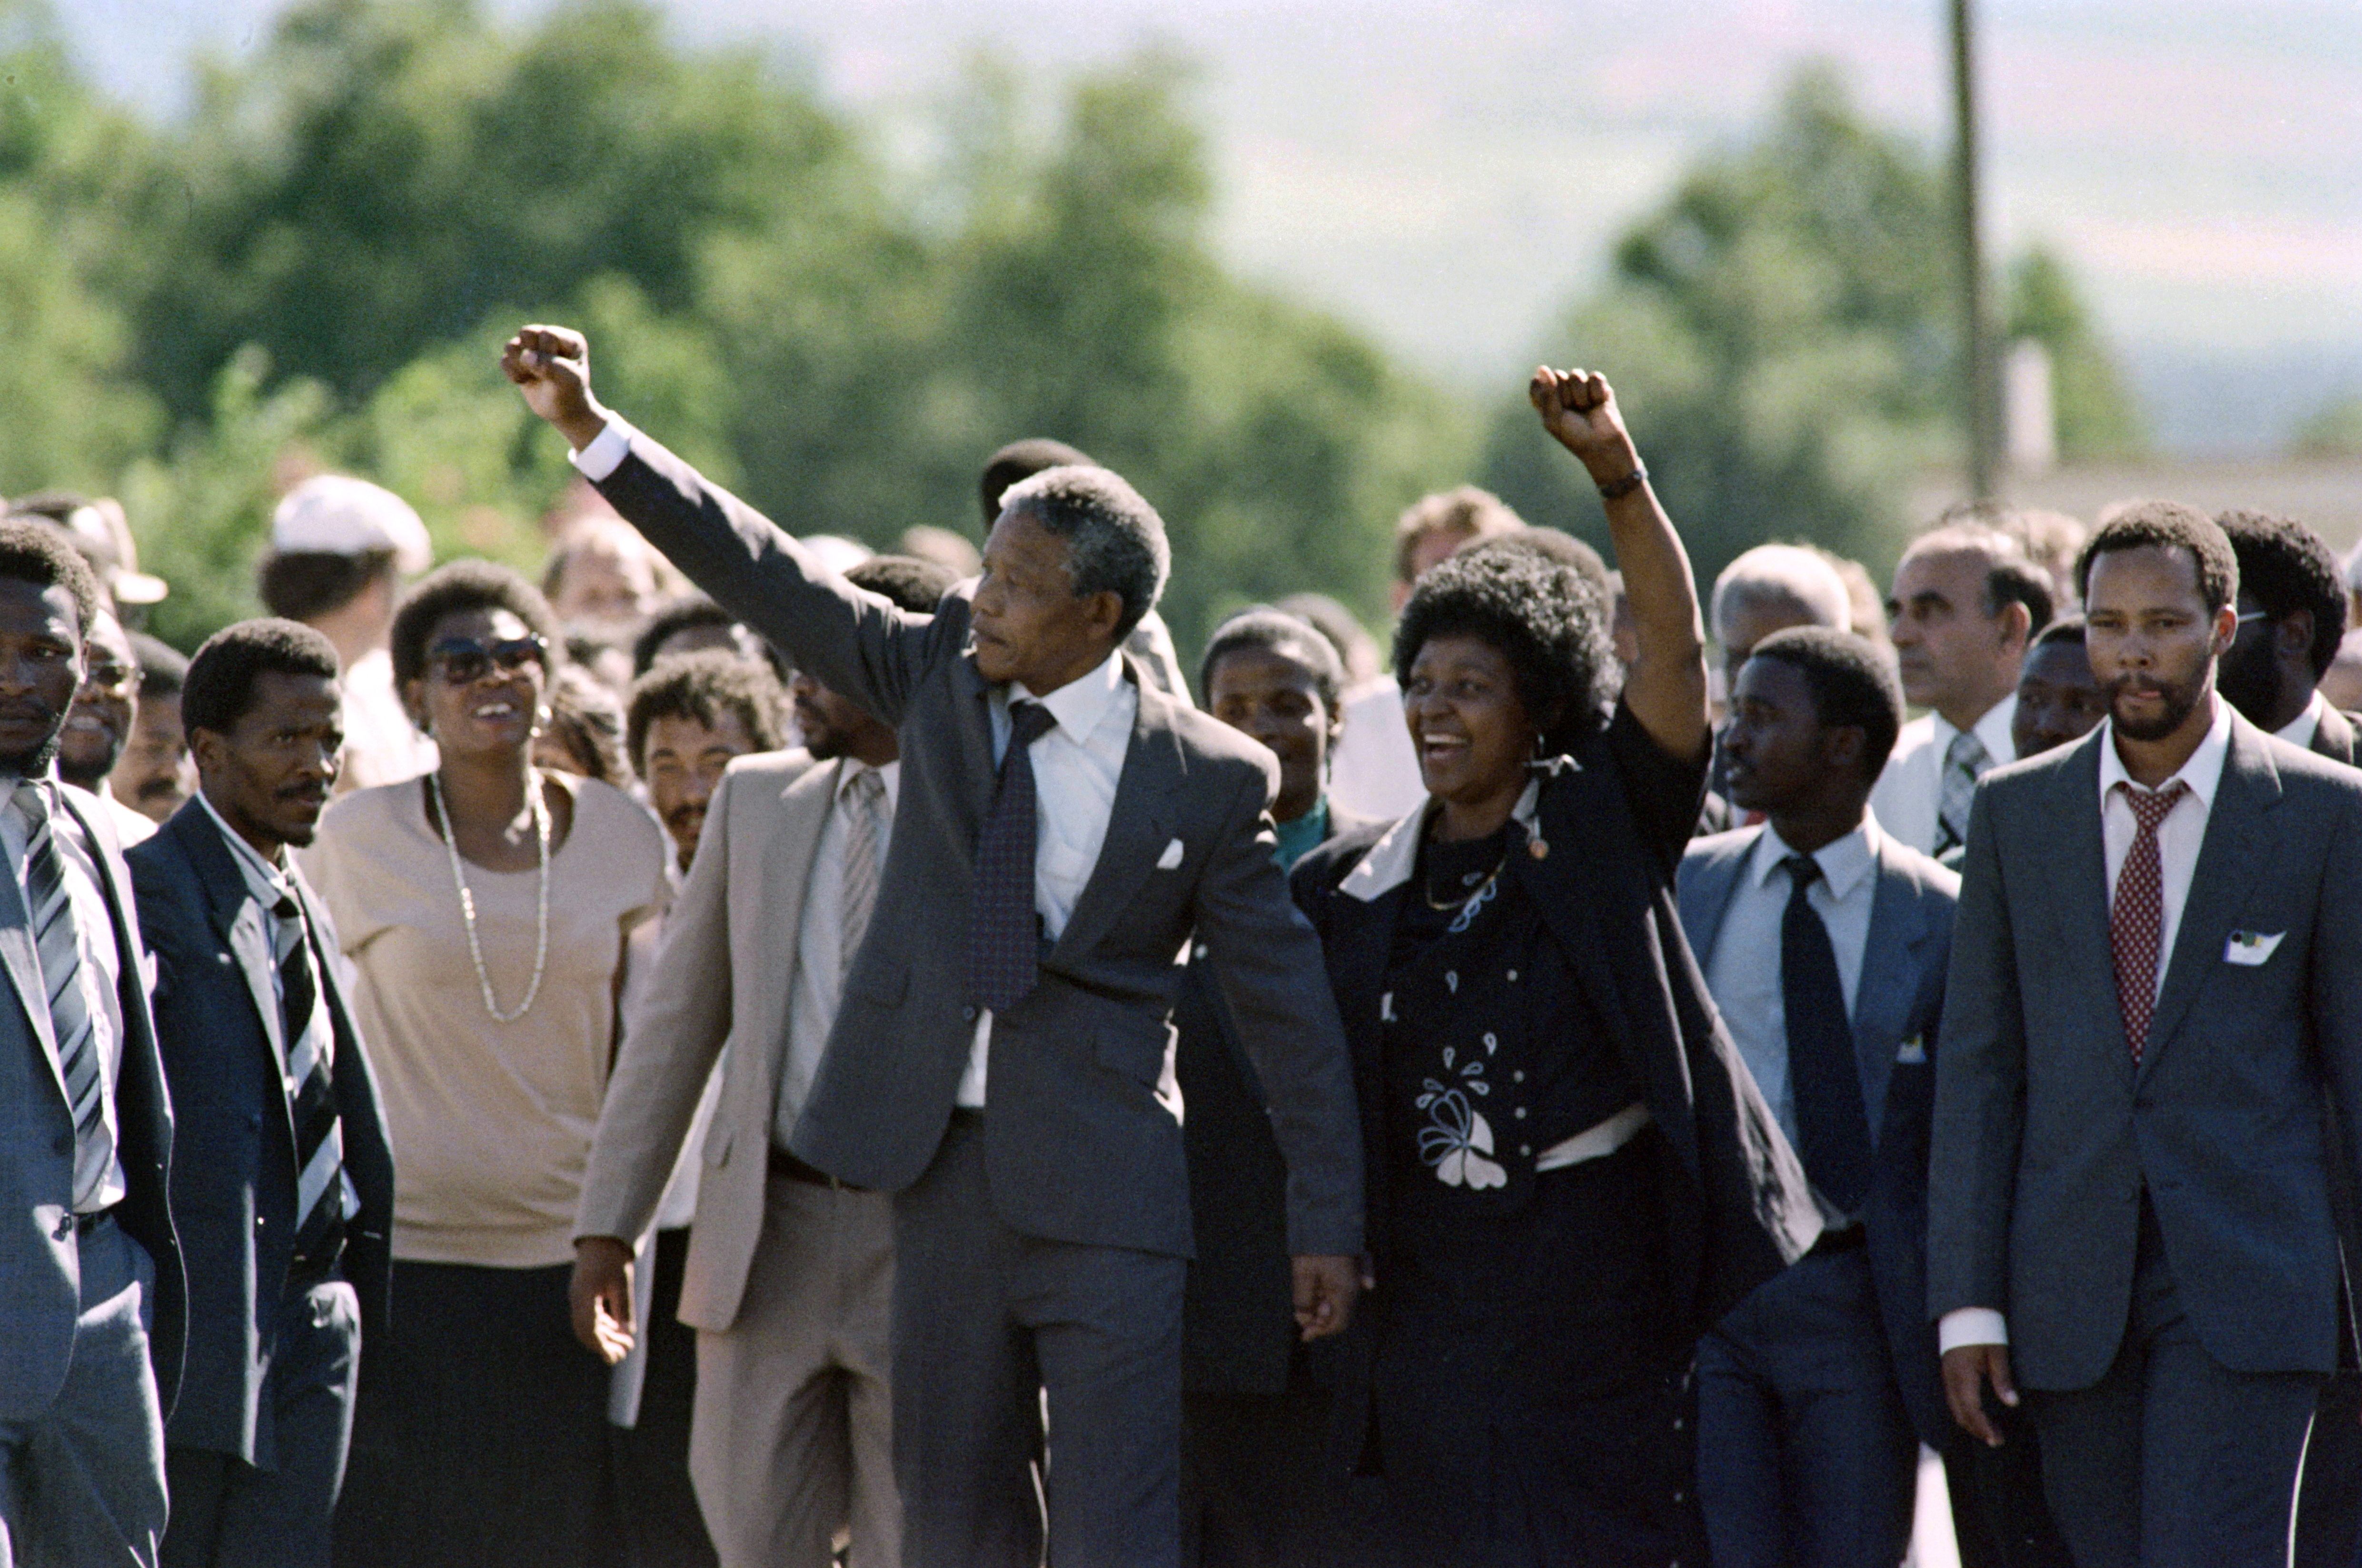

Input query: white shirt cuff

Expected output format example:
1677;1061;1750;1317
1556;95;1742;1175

569;416;634;482
1938;1307;2010;1353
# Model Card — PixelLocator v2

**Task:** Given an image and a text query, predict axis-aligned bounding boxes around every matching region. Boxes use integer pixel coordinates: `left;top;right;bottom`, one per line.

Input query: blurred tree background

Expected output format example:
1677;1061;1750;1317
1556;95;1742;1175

1;0;2138;654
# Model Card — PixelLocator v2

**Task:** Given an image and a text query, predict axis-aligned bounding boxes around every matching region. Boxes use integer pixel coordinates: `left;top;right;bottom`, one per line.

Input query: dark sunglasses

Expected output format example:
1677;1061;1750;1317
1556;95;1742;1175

427;635;548;685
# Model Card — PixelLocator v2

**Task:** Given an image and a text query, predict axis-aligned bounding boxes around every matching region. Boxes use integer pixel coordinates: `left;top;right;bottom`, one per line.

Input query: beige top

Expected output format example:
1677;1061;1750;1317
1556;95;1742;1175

304;772;669;1267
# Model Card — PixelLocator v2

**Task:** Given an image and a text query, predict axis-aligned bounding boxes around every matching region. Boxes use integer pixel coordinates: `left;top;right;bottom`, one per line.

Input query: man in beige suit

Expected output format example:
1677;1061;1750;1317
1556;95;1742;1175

570;556;953;1568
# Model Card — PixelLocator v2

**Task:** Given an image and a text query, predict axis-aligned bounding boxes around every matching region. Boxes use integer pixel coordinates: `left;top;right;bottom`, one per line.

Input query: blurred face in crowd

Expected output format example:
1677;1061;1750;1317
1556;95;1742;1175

0;577;85;777
643;710;761;870
790;669;895;768
1887;546;2027;725
2213;589;2310;731
551;524;661;638
1403;633;1543;826
970;506;1124;692
1393;526;1475;613
406;606;549;764
58;610;136;790
1206;644;1340;825
1719;655;1865;818
653;620;767;668
115;687;196;823
2083;545;2235;744
193;671;344;855
1716;594;1817;687
2012;638;2109;758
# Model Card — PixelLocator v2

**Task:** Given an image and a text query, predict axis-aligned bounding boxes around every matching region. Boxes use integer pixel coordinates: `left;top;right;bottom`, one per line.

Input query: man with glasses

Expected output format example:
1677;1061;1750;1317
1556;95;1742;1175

58;609;157;848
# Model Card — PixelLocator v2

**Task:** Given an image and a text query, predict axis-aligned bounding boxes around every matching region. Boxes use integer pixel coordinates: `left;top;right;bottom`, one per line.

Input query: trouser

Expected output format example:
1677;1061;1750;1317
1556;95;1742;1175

164;1277;362;1568
2293;1369;2362;1568
0;1214;169;1568
1180;1370;1342;1568
613;1228;718;1568
1695;1243;1919;1568
892;1112;1185;1568
332;1260;608;1568
2030;1201;2324;1568
690;1169;898;1568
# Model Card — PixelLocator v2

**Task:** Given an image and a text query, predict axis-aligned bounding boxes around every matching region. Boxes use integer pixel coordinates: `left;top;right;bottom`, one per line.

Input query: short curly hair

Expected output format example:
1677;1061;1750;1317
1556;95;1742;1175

625;650;787;776
1744;626;1905;779
182;618;342;741
1393;539;1616;742
388;559;564;690
998;466;1170;643
0;519;103;635
2216;509;2346;678
1198;607;1345;717
2075;502;2239;617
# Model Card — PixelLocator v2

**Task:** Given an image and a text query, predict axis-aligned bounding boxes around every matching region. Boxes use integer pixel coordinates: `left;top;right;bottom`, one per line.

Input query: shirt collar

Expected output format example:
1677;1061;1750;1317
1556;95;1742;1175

2096;694;2235;811
197;789;296;905
1933;694;2019;767
2275;688;2330;749
1015;650;1128;745
835;757;902;811
1748;809;1882;901
1341;775;1544;902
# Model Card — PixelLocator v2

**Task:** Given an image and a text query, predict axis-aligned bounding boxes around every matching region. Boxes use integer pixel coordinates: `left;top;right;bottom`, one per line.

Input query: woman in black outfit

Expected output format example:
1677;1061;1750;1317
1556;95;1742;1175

1292;367;1819;1567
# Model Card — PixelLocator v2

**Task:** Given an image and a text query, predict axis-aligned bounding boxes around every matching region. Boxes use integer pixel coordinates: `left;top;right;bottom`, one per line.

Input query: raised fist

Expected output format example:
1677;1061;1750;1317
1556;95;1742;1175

501;325;606;450
1528;366;1640;484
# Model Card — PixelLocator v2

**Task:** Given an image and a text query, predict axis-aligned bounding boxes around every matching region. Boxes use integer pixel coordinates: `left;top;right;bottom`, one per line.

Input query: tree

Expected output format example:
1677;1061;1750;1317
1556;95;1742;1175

2005;247;2144;460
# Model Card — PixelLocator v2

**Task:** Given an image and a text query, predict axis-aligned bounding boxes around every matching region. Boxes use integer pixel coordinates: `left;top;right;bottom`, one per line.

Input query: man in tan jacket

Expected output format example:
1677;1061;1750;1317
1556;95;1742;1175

570;556;952;1568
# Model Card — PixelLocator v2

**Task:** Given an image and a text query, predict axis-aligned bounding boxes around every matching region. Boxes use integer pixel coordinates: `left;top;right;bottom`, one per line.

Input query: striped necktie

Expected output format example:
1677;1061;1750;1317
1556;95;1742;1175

272;888;346;1271
11;782;110;1210
839;767;886;981
1934;728;1991;856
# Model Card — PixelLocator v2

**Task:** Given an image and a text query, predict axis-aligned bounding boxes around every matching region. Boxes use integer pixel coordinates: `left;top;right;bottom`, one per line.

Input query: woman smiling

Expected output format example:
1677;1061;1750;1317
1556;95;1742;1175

304;561;669;1567
1292;370;1817;1567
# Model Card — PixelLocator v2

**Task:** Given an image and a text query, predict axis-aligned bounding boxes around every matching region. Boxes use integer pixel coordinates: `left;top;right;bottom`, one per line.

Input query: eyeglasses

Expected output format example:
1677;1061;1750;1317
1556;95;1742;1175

81;661;135;697
2233;610;2271;626
427;635;548;685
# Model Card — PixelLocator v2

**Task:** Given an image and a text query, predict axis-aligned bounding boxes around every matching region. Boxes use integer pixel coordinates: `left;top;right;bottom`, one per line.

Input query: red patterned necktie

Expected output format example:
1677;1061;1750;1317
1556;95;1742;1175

2110;779;2189;1065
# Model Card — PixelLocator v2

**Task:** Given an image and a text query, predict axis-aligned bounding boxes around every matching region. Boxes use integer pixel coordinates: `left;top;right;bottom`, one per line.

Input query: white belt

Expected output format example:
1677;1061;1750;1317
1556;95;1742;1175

1533;1102;1652;1172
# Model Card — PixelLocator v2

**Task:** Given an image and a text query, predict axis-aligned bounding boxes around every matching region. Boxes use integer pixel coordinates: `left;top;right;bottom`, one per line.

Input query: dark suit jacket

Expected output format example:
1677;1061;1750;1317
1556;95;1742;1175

1177;805;1376;1398
1930;713;2362;1389
1292;713;1820;1350
0;783;182;1424
1678;823;1958;1449
129;800;394;1464
590;429;1362;1260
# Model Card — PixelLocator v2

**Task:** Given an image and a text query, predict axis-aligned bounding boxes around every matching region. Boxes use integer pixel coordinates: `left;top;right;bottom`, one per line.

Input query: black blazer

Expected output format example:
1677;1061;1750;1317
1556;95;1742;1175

1177;805;1378;1397
129;800;395;1465
1293;707;1820;1346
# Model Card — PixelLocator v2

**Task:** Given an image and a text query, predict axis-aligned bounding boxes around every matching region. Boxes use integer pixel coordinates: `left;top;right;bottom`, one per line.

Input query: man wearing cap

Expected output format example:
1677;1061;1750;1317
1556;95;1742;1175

258;477;437;794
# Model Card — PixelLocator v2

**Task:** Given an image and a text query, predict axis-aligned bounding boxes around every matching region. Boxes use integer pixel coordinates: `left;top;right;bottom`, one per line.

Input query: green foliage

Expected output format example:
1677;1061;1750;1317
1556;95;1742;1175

2005;247;2144;459
2291;395;2362;459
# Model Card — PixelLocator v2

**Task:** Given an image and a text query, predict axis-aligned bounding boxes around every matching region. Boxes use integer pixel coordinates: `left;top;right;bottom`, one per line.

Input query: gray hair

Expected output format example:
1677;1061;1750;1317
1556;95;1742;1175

1711;544;1853;644
999;465;1171;641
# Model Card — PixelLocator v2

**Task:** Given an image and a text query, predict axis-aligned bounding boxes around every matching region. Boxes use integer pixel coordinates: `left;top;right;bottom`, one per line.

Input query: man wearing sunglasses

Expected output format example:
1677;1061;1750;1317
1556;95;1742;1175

505;324;1362;1568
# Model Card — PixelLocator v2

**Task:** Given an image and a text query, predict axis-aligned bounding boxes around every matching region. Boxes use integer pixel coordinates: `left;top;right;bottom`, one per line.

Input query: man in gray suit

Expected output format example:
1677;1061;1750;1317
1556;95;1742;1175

1932;501;2362;1566
503;325;1363;1568
1681;627;1956;1567
0;520;184;1567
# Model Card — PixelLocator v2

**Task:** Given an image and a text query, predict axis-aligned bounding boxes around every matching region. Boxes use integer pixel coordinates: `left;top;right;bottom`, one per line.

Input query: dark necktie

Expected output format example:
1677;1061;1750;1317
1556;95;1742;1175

967;699;1059;1013
11;782;109;1209
274;892;346;1270
1781;854;1874;1214
2109;780;2189;1066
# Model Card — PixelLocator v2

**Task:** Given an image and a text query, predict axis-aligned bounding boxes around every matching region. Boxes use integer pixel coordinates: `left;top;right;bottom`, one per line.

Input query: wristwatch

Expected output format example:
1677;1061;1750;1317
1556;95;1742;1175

1597;462;1649;501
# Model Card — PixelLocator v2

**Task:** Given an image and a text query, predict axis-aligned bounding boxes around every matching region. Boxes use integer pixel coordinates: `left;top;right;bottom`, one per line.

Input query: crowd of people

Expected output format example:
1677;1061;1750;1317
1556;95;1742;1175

2;315;2361;1568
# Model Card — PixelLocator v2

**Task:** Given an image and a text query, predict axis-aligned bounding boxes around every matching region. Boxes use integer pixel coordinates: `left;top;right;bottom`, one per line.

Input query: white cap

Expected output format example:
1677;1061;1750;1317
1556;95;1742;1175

270;476;433;576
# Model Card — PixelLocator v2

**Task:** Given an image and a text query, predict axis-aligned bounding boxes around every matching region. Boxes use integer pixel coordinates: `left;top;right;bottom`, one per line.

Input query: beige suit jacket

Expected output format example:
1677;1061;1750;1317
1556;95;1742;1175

575;748;834;1332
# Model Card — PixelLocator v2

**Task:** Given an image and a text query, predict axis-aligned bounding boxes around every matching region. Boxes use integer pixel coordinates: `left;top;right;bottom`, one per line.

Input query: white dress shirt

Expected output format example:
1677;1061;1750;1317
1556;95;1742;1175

775;759;903;1141
1701;814;1883;1173
2276;688;2330;750
1938;696;2234;1354
959;654;1135;1107
4;781;127;1211
1869;694;2018;856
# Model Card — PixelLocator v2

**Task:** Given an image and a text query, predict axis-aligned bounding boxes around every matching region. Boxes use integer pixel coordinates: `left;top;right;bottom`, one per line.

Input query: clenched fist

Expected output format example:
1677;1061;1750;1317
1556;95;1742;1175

1529;366;1642;489
501;325;609;452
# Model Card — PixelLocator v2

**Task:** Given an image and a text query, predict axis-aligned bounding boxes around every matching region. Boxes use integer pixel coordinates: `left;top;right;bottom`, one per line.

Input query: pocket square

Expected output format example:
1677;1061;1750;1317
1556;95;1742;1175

1895;1035;1927;1065
2225;930;2284;966
1156;837;1185;870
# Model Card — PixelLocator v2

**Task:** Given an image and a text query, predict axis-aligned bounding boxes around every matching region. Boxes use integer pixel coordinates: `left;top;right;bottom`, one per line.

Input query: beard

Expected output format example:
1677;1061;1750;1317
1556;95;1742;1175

0;727;65;782
2108;669;2209;742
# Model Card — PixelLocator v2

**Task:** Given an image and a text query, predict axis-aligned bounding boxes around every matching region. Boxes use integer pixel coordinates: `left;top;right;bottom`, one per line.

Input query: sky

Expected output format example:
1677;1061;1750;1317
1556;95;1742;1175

56;0;2362;453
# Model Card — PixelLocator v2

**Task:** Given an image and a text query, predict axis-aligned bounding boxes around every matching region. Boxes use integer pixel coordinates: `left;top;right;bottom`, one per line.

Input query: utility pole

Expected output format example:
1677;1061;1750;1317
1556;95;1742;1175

1951;0;2000;501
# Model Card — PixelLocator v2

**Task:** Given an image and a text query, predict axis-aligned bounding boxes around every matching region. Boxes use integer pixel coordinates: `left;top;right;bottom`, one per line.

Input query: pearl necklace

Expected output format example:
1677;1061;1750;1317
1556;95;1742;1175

430;769;552;1023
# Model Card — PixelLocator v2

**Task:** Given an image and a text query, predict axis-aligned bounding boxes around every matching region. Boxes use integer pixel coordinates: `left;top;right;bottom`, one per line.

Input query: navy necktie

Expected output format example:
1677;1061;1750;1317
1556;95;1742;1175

1781;854;1873;1214
967;700;1059;1013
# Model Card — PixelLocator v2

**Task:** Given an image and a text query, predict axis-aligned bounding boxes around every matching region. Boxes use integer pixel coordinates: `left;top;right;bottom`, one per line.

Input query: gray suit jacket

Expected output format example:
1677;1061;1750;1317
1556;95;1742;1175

590;431;1363;1260
1679;823;1958;1449
1929;713;2362;1389
0;783;183;1423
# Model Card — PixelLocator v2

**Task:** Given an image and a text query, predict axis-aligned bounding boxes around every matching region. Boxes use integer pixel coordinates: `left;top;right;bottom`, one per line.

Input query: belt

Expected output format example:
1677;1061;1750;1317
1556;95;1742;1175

769;1147;867;1192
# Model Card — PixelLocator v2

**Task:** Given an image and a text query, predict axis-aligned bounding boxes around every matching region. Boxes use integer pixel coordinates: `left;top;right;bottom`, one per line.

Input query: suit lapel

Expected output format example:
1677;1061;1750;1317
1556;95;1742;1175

179;808;290;1063
2048;730;2137;1075
751;761;839;1107
1852;843;1930;1128
1675;832;1754;969
0;837;62;1100
2143;720;2280;1074
1049;659;1181;966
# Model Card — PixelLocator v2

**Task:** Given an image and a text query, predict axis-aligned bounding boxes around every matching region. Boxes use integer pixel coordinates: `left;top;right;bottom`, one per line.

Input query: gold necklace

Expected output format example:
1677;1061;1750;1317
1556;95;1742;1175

1422;850;1506;911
